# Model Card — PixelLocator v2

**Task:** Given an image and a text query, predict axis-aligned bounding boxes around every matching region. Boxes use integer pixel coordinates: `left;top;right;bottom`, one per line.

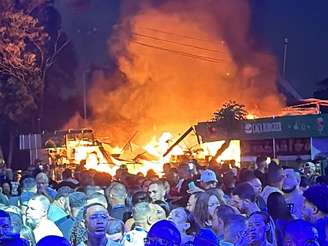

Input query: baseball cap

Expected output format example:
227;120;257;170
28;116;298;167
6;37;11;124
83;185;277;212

200;169;218;183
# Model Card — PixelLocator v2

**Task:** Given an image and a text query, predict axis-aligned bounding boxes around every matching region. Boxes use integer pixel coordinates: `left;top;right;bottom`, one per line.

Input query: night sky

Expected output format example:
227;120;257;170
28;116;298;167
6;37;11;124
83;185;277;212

55;0;328;98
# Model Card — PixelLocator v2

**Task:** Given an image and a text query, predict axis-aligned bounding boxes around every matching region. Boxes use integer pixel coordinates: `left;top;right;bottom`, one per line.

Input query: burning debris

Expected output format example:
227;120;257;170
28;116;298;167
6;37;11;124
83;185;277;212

64;0;285;174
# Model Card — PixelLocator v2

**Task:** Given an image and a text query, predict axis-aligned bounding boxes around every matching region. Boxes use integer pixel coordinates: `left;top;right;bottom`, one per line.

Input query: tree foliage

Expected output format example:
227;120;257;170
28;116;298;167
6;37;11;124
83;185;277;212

209;101;247;164
212;100;247;122
0;11;48;86
0;75;38;123
0;0;68;123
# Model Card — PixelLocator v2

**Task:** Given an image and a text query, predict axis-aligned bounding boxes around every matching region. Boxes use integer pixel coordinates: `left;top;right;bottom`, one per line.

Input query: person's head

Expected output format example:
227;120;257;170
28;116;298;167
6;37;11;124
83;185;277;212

207;193;220;217
300;176;311;191
26;195;50;228
149;203;167;225
61;169;73;180
303;162;316;177
107;218;124;242
148;180;166;202
256;156;267;170
146;169;158;180
168;207;199;235
223;215;247;244
35;173;49;193
36;235;70;246
21;177;37;193
222;171;236;192
83;203;109;239
145;220;181;246
247;211;272;243
231;182;256;214
177;163;192;180
192;192;213;227
1;181;11;196
153;200;170;217
19;191;35;215
54;186;73;213
247;177;262;196
84;185;104;196
194;228;218;246
211;205;236;236
87;193;108;209
283;169;300;193
4;169;13;181
303;184;328;223
0;210;13;240
142;179;152;192
93;172;112;188
283;219;320;246
267;164;285;189
186;192;200;212
106;182;127;206
200;169;218;190
68;192;87;218
163;163;171;175
166;168;179;185
132;191;150;206
133;202;152;230
79;170;94;187
267;192;291;221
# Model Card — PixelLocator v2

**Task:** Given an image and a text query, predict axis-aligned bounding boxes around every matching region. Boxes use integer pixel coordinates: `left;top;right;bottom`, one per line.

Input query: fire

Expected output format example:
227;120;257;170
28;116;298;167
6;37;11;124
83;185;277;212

201;140;241;164
67;140;120;176
67;131;241;176
64;0;285;175
144;132;184;163
246;113;258;120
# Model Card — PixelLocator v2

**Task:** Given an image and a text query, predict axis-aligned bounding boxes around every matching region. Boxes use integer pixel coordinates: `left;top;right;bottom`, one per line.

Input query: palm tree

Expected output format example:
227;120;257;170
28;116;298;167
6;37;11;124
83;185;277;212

209;101;247;165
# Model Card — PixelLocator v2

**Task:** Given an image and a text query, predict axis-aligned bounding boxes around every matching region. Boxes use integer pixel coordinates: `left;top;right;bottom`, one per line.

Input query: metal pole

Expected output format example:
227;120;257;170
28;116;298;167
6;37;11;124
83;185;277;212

163;127;194;157
37;118;41;134
273;138;276;159
282;38;288;80
83;69;88;127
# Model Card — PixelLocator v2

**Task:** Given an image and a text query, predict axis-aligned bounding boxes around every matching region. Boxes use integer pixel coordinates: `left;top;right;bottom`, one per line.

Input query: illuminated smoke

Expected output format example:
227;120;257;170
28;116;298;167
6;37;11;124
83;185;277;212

67;0;284;146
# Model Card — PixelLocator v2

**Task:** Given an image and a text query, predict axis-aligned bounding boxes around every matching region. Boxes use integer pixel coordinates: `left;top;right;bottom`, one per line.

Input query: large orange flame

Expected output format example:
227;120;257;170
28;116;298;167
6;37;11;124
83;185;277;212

65;0;284;174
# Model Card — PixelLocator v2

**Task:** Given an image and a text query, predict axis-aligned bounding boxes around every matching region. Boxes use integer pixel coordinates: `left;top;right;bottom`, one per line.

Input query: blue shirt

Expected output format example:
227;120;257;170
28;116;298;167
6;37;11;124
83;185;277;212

314;216;328;246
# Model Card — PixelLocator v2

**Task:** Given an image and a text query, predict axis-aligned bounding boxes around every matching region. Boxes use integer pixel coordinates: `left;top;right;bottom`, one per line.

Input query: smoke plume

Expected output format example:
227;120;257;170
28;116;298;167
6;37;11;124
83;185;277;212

67;0;284;146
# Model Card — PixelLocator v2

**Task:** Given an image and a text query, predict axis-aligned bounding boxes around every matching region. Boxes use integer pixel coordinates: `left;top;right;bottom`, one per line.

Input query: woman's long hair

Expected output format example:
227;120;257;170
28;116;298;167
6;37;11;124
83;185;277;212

192;192;211;228
182;208;200;235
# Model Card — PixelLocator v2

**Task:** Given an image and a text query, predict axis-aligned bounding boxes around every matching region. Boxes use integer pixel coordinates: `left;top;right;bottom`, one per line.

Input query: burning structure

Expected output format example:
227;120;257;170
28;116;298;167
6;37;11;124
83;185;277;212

62;0;286;174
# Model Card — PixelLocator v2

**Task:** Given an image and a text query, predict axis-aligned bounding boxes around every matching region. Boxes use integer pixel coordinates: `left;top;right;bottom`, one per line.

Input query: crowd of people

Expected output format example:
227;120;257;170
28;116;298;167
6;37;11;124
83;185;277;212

0;156;327;245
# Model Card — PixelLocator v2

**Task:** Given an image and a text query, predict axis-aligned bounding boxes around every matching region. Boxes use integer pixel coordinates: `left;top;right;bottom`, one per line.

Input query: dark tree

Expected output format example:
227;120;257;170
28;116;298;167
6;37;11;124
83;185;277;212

0;0;69;166
210;101;247;164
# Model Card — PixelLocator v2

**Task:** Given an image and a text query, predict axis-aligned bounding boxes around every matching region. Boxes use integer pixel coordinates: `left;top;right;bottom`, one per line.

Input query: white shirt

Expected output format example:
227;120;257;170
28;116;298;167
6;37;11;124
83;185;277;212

34;218;63;243
260;185;283;204
122;226;147;246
